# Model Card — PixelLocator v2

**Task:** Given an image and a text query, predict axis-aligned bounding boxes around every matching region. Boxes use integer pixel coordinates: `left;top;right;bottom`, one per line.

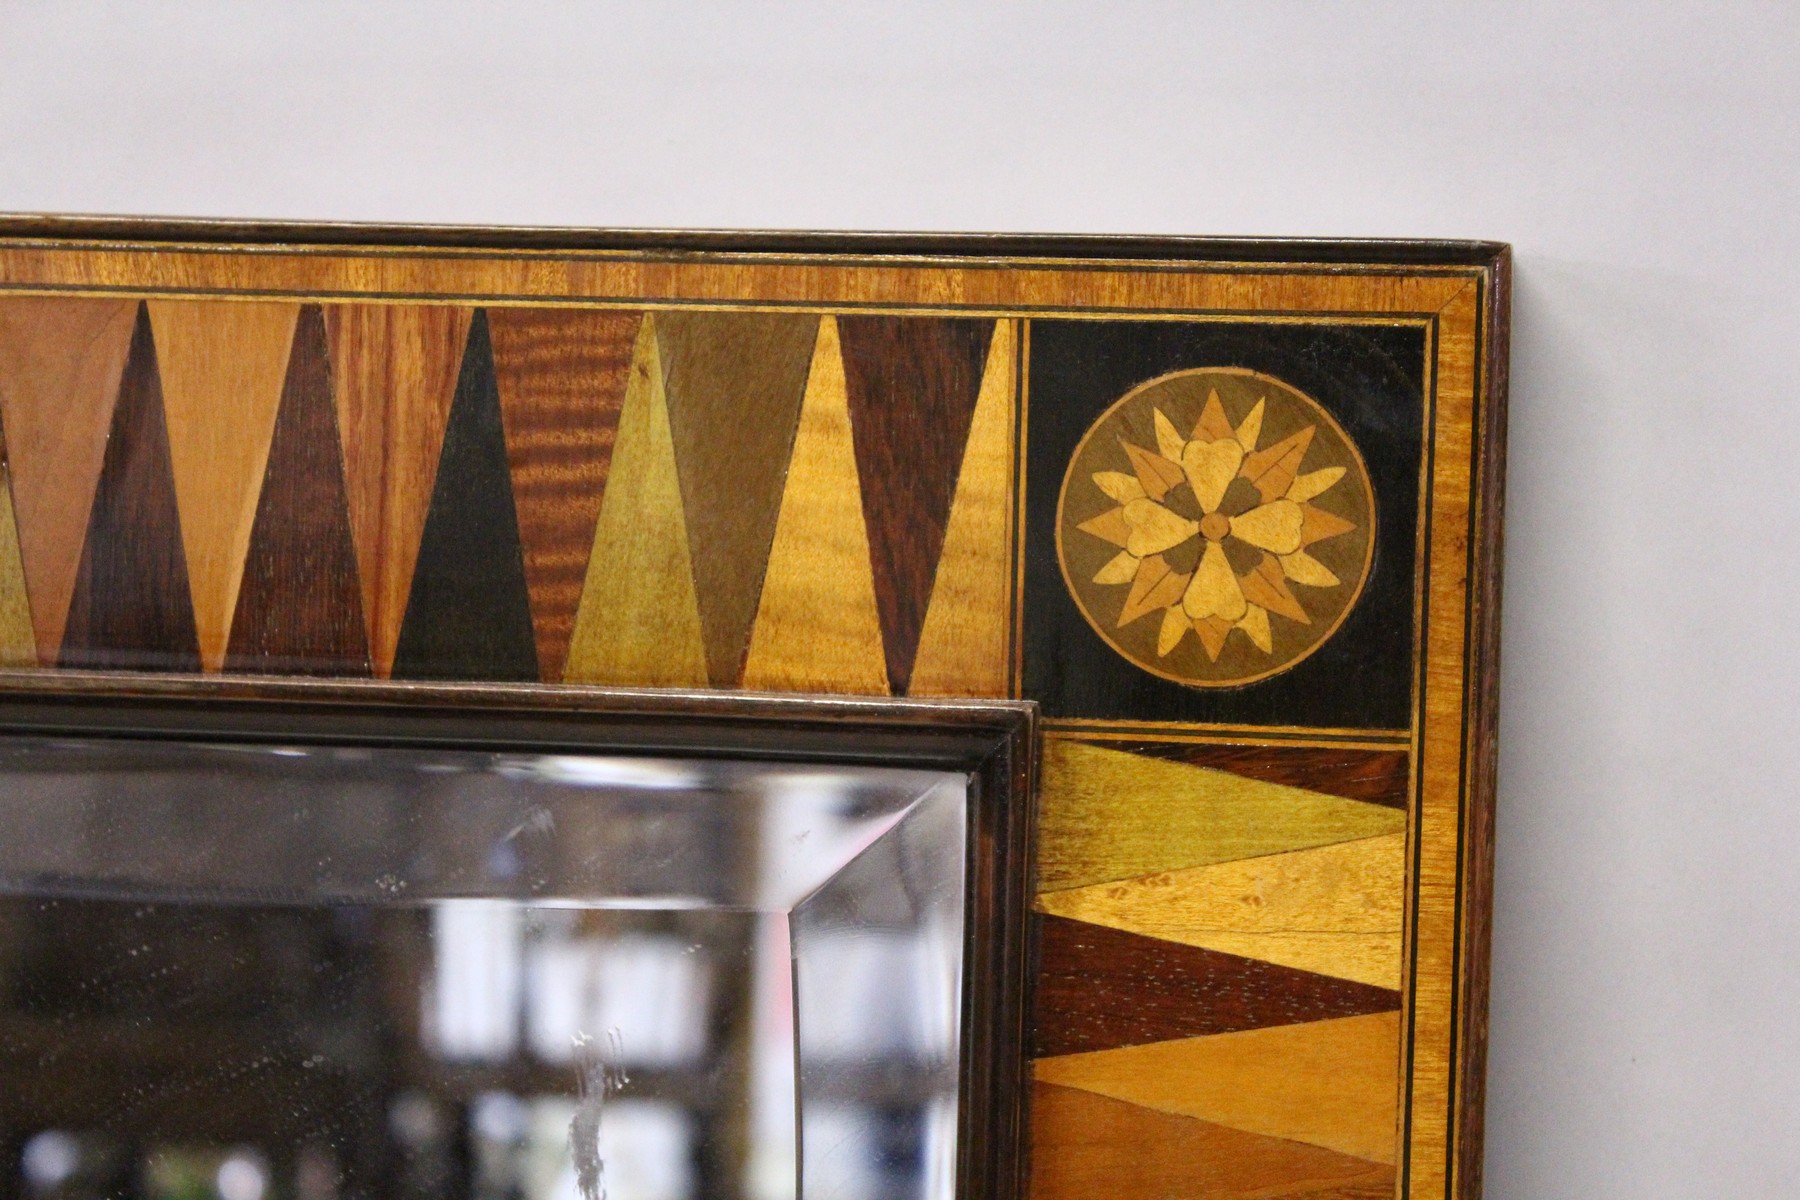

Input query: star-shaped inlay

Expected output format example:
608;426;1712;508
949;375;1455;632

1075;388;1359;663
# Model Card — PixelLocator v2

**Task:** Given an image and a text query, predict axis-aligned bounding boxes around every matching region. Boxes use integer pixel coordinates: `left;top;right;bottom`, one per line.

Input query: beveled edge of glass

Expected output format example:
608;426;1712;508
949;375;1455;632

0;669;1040;1200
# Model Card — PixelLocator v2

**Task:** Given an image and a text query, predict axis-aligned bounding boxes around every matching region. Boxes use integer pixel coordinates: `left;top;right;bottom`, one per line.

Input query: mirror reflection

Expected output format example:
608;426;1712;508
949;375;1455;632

0;738;969;1200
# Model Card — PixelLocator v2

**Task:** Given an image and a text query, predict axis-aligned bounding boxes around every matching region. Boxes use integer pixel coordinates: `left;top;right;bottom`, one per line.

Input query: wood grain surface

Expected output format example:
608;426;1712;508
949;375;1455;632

1037;832;1405;988
656;311;815;688
59;305;200;672
146;299;298;671
740;316;889;695
324;303;470;679
1036;1011;1402;1164
563;314;709;687
0;415;37;666
1091;739;1411;809
390;311;538;681
1033;914;1400;1058
1037;738;1406;891
1031;1082;1393;1200
0;295;136;662
839;316;993;692
488;307;638;682
910;318;1017;697
224;304;370;676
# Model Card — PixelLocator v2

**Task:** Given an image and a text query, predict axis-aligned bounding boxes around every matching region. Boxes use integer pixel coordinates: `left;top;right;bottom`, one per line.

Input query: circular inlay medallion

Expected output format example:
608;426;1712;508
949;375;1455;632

1055;367;1376;688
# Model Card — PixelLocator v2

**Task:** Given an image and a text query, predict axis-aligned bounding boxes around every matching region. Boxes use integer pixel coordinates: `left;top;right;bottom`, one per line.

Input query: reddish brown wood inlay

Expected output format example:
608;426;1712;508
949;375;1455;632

1033;913;1400;1058
225;305;371;676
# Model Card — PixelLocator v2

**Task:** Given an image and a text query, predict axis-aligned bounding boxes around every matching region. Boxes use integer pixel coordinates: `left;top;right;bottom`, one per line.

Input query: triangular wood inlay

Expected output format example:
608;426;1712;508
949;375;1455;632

740;317;889;695
0;296;137;662
325;303;469;678
225;305;370;676
909;319;1017;696
1030;1082;1393;1200
391;311;538;681
59;305;201;672
489;307;639;682
1038;738;1406;891
838;316;993;692
655;311;815;687
0;412;37;666
1032;914;1400;1058
1097;740;1410;810
148;299;299;671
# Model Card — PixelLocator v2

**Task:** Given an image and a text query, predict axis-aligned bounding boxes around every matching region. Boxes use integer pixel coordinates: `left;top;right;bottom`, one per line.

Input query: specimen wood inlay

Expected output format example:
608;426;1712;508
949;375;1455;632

1056;368;1376;687
1030;1082;1393;1200
324;303;471;678
390;310;538;682
488;307;639;682
1096;740;1411;810
1038;832;1405;989
1037;738;1406;892
740;316;889;695
224;304;371;676
655;310;815;688
0;223;1509;1200
146;299;299;671
0;413;36;666
839;315;994;693
1032;914;1400;1059
59;304;201;672
1036;1012;1402;1165
0;295;137;662
563;314;709;688
910;318;1017;697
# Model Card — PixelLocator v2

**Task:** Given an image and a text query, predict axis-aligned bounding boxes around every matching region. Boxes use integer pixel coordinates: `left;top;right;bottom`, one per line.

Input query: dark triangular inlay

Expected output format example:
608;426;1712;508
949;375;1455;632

1033;913;1401;1058
391;310;539;682
59;303;200;672
837;316;993;693
225;304;371;676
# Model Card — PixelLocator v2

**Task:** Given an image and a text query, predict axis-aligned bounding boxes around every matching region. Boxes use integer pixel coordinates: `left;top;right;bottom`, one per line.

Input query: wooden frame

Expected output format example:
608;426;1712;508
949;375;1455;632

0;672;1039;1200
0;218;1507;1200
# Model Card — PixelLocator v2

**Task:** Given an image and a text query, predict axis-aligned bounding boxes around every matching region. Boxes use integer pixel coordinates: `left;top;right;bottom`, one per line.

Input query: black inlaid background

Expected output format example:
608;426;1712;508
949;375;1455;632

1022;319;1426;729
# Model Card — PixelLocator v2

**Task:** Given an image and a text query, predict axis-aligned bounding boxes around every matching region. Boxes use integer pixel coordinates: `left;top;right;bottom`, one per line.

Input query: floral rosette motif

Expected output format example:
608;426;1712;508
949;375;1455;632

1056;368;1375;687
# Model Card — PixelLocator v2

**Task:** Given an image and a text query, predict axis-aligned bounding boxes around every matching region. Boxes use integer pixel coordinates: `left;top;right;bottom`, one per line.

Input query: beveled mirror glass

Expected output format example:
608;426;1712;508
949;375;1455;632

0;684;1034;1200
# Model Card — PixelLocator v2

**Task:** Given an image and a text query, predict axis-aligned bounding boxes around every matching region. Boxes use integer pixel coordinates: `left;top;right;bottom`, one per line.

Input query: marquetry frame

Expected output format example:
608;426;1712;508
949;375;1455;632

0;218;1507;1200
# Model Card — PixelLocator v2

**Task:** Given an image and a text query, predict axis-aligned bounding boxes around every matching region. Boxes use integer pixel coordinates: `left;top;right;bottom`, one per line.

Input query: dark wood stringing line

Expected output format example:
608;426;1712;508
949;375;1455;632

0;214;1507;270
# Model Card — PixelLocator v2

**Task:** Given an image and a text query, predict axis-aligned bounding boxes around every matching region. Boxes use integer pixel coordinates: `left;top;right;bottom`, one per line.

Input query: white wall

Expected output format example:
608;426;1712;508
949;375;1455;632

3;3;1796;1194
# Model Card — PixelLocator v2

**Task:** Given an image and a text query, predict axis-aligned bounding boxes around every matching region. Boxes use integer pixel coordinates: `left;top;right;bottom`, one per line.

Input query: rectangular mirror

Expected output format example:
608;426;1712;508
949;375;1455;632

0;681;1035;1200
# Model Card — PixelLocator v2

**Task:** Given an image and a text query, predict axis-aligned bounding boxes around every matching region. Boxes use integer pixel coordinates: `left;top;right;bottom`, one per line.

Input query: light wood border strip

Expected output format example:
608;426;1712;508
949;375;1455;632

1402;275;1494;1200
0;242;1475;317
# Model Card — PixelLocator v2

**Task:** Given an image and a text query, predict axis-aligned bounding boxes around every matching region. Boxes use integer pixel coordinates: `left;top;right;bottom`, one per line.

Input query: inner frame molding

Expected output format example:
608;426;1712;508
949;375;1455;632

0;673;1038;1200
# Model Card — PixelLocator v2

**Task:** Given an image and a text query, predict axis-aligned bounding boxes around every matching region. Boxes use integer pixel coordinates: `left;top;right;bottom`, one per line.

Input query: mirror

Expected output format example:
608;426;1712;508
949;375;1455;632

0;685;1034;1200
